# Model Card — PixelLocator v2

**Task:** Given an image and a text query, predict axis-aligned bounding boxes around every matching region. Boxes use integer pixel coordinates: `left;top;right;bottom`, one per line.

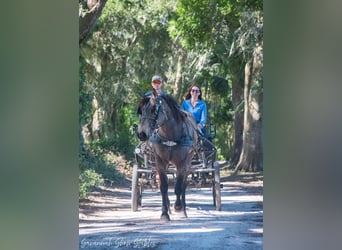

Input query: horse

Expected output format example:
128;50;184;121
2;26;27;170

137;92;198;221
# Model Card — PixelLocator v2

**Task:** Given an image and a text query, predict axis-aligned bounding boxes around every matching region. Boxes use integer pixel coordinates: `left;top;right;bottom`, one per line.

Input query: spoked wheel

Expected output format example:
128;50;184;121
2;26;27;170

212;161;221;211
131;164;140;211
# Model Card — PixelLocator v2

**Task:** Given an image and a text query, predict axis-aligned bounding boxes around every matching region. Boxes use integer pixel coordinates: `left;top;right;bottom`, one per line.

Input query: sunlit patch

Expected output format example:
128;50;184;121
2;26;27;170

249;228;263;234
154;227;224;233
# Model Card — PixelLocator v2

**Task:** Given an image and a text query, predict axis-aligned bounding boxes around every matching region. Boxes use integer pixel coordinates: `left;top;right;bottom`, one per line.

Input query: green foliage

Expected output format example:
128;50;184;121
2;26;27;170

79;130;130;199
85;140;128;180
97;104;138;158
230;11;263;60
79;56;93;126
79;169;103;199
79;135;129;199
211;76;229;97
79;0;263;183
170;0;240;49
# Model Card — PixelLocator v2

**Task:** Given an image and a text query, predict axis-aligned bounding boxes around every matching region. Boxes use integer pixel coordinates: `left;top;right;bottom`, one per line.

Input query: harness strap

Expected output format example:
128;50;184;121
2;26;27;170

149;130;193;147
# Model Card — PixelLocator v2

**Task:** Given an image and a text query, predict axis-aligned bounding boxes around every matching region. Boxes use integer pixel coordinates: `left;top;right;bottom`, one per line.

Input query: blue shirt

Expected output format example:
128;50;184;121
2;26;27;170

181;99;207;127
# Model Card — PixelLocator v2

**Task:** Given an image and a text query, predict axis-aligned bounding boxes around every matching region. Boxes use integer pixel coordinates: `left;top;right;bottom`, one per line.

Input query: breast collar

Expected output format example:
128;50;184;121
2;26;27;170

149;129;194;147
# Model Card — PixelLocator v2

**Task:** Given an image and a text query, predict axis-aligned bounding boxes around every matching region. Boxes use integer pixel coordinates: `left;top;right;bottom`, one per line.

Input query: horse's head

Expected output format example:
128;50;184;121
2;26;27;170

136;94;159;141
137;93;185;141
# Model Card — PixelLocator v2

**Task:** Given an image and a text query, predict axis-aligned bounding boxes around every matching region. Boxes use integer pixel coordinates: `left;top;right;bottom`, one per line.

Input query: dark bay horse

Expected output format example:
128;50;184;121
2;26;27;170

137;92;198;221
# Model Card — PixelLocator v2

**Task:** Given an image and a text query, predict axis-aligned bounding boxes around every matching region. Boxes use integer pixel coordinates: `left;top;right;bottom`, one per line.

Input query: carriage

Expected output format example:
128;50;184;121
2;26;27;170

131;120;222;213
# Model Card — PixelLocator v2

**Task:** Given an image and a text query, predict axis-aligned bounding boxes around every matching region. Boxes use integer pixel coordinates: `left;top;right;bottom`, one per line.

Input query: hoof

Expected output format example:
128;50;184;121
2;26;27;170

174;203;183;212
160;214;170;221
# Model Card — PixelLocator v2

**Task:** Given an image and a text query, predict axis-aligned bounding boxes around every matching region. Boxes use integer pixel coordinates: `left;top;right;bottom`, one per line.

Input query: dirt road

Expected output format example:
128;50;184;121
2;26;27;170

79;172;263;250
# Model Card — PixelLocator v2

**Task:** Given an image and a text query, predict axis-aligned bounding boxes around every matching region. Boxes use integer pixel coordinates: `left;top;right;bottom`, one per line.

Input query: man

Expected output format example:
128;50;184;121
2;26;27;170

144;75;167;97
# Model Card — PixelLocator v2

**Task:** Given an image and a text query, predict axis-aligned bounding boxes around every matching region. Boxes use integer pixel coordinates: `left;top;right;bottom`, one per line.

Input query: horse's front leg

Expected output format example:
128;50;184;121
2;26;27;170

174;173;188;218
158;170;171;221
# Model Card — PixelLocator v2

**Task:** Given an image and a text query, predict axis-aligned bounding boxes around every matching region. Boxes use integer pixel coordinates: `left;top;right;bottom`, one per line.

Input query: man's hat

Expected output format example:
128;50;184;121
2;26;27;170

152;75;163;82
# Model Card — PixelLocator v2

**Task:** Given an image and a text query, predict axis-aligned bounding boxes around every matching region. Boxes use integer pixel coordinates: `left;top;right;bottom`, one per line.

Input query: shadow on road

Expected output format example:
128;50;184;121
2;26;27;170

79;171;263;250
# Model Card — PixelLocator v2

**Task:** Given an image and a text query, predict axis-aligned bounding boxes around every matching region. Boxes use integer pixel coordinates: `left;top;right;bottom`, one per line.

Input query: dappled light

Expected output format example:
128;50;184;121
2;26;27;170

79;0;263;248
80;173;263;249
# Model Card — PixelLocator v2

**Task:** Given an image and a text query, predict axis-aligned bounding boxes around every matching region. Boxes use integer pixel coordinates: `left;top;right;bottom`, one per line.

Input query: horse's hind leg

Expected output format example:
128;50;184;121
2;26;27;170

167;196;171;214
159;171;171;221
174;174;188;218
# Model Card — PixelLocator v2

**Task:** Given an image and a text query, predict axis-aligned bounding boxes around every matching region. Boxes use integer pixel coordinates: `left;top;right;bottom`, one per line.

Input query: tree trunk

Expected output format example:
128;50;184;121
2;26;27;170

79;0;108;45
230;75;244;166
235;44;263;172
90;97;105;140
173;48;186;102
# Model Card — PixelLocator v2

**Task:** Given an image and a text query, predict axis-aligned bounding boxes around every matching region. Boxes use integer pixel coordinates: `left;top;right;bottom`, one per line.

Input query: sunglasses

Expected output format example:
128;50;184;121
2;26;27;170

191;89;200;93
152;81;161;85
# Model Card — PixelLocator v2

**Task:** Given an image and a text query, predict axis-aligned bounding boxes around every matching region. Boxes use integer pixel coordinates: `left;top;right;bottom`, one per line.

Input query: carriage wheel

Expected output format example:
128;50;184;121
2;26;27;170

212;161;221;211
138;182;143;206
131;164;140;211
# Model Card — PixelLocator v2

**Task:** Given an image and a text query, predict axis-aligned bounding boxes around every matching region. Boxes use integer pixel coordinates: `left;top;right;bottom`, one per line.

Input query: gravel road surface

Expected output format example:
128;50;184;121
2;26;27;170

79;172;263;250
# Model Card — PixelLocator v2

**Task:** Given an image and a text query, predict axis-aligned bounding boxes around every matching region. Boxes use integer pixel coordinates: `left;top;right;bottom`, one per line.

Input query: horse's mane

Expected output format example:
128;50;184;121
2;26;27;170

137;95;150;115
159;94;185;123
158;95;197;144
137;93;187;123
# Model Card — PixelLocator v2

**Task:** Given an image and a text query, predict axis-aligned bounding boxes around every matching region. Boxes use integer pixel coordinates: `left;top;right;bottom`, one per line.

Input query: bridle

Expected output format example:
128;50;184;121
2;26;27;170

139;96;165;131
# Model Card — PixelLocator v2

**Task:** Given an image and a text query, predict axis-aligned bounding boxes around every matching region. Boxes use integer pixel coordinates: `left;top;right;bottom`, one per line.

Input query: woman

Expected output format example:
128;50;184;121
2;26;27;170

181;85;207;135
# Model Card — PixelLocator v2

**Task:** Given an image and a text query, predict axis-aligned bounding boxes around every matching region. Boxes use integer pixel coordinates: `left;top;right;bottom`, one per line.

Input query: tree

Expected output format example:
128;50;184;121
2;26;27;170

79;0;108;44
233;11;263;172
80;0;179;145
79;0;188;197
235;42;263;172
170;0;263;171
229;60;244;166
79;0;263;174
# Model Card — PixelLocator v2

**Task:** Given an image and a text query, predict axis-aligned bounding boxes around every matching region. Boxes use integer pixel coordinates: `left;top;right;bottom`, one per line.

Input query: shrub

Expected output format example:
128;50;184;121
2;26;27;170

79;169;103;199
